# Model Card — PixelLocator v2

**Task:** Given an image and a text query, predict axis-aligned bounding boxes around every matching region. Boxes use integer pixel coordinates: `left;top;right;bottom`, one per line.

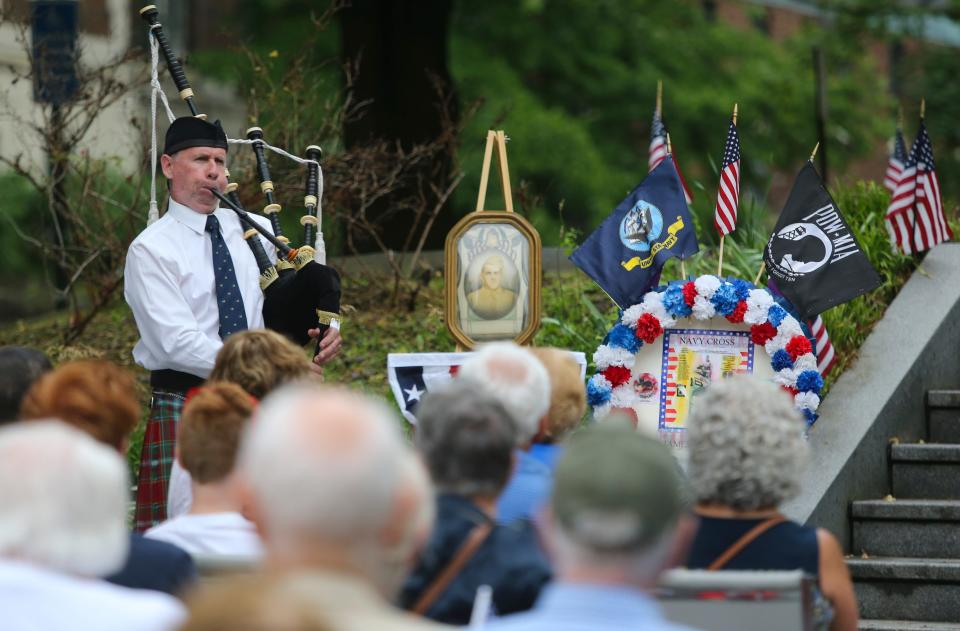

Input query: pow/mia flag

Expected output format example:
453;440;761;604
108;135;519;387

571;155;699;308
764;162;881;319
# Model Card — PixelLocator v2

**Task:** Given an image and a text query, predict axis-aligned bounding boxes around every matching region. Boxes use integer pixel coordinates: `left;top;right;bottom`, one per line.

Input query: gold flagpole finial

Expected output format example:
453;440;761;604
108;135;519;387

666;133;673;156
810;142;820;162
732;103;738;125
656;80;663;115
920;98;926;120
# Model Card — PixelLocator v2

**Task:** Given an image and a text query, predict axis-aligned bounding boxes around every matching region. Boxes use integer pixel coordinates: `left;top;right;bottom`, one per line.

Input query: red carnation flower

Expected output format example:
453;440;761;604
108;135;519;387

781;385;799;397
785;335;813;361
751;322;777;345
726;301;747;323
602;365;632;387
635;313;663;344
682;281;698;307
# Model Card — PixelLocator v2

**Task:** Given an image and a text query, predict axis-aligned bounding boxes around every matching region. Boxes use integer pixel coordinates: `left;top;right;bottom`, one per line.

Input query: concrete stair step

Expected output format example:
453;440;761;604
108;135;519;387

860;621;960;630
929;390;960;443
848;557;960;623
851;500;960;558
928;390;960;408
891;444;960;499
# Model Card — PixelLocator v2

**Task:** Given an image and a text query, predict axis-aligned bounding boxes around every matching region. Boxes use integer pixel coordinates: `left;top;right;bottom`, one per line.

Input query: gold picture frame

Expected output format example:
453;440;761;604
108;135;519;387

444;131;542;349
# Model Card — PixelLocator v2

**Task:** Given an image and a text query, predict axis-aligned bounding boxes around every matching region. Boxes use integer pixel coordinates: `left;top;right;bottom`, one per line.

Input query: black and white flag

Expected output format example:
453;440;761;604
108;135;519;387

387;352;587;425
764;162;881;319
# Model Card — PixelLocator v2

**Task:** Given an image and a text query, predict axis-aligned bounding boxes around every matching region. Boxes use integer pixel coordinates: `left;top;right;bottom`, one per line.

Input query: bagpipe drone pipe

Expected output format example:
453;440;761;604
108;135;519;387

141;4;341;351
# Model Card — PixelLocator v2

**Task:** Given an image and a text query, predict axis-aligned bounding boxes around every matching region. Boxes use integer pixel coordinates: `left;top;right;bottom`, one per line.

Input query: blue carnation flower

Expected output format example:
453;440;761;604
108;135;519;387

796;370;824;394
731;279;752;301
711;283;740;316
586;377;612;407
605;324;640;354
771;349;794;372
662;284;692;318
802;408;818;426
767;304;788;327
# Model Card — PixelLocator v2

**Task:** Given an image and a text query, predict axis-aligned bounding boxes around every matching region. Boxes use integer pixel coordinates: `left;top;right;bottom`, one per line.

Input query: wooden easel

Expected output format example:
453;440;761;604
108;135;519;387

475;130;514;213
447;129;541;351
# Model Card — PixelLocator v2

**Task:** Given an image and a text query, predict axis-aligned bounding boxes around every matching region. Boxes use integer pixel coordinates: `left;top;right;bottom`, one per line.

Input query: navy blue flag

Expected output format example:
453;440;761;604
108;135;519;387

570;156;699;308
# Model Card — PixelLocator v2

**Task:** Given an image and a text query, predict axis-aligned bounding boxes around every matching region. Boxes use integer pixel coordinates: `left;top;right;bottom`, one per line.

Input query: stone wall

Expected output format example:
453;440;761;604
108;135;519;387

781;243;960;550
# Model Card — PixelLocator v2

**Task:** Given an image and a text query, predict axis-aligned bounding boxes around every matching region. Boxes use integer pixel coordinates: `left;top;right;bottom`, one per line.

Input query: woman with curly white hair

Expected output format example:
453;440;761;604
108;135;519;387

684;375;857;631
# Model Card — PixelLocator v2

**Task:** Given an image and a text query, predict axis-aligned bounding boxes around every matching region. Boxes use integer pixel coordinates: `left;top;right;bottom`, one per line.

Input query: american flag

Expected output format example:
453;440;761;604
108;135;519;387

649;109;668;172
809;316;837;376
649;109;693;204
714;119;741;236
885;121;953;254
883;127;907;193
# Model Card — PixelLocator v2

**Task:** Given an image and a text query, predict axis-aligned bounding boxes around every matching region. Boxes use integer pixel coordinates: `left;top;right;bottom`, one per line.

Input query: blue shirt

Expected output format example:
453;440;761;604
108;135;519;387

484;582;702;630
399;494;551;625
496;450;553;525
528;443;564;471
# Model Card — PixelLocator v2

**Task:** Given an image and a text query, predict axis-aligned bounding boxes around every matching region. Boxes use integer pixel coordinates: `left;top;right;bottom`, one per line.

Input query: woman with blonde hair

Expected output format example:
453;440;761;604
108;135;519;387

684;375;857;631
496;346;586;525
167;329;317;519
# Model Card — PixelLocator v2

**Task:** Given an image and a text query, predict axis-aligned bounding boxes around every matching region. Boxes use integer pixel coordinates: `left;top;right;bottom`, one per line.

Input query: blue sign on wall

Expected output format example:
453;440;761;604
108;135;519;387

31;0;79;105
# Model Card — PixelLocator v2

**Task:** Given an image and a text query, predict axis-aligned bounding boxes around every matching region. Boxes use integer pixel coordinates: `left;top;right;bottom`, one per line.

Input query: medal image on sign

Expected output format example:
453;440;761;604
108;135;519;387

630;318;772;452
658;329;755;436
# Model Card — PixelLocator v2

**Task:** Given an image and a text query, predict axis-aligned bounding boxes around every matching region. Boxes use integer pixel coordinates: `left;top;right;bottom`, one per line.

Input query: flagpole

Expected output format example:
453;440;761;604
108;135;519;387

717;103;738;277
666;131;688;279
656;79;662;116
756;142;821;287
753;262;764;286
909;98;926;255
717;236;725;277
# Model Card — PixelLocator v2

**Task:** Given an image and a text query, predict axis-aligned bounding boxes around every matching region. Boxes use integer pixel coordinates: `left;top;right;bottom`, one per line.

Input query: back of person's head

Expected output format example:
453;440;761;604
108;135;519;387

549;423;688;584
179;382;256;484
415;380;518;498
687;375;807;512
529;347;585;442
181;575;333;631
210;329;315;399
239;384;433;592
0;346;52;424
0;420;128;577
457;342;550;445
20;360;139;450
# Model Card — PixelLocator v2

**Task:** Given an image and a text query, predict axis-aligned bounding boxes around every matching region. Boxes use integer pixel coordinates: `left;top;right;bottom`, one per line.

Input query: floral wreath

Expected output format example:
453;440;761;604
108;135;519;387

587;274;823;426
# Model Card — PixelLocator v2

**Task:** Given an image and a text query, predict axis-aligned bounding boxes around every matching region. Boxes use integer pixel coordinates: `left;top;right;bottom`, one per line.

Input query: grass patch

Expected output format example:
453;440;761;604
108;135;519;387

1;180;952;476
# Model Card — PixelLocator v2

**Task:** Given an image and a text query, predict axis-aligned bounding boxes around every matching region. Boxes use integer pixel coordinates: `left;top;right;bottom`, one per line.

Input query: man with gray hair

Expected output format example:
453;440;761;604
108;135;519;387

457;342;553;524
238;384;445;630
0;421;185;630
484;423;700;631
399;380;551;624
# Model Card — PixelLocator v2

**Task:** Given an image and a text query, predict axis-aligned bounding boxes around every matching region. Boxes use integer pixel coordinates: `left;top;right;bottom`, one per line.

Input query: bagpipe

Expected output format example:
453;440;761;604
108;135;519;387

140;5;341;350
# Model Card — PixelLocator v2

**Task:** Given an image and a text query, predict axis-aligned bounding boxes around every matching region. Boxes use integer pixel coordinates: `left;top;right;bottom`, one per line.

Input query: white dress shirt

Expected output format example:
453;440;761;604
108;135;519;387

146;512;263;559
124;197;276;378
0;558;185;631
166;460;193;519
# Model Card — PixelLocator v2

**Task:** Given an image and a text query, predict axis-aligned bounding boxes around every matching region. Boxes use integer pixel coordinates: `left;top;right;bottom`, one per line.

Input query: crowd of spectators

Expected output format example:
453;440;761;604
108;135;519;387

0;341;857;631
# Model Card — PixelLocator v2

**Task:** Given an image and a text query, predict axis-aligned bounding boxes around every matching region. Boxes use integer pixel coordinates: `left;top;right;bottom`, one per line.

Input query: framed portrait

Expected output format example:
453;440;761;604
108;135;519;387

445;211;542;349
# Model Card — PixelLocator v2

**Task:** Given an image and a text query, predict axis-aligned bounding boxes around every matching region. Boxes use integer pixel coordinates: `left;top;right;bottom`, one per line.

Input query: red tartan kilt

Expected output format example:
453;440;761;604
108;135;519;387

133;390;185;532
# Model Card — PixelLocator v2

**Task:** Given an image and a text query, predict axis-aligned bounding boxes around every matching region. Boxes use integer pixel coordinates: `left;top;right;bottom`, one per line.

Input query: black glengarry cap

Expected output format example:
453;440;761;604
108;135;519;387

164;117;228;155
